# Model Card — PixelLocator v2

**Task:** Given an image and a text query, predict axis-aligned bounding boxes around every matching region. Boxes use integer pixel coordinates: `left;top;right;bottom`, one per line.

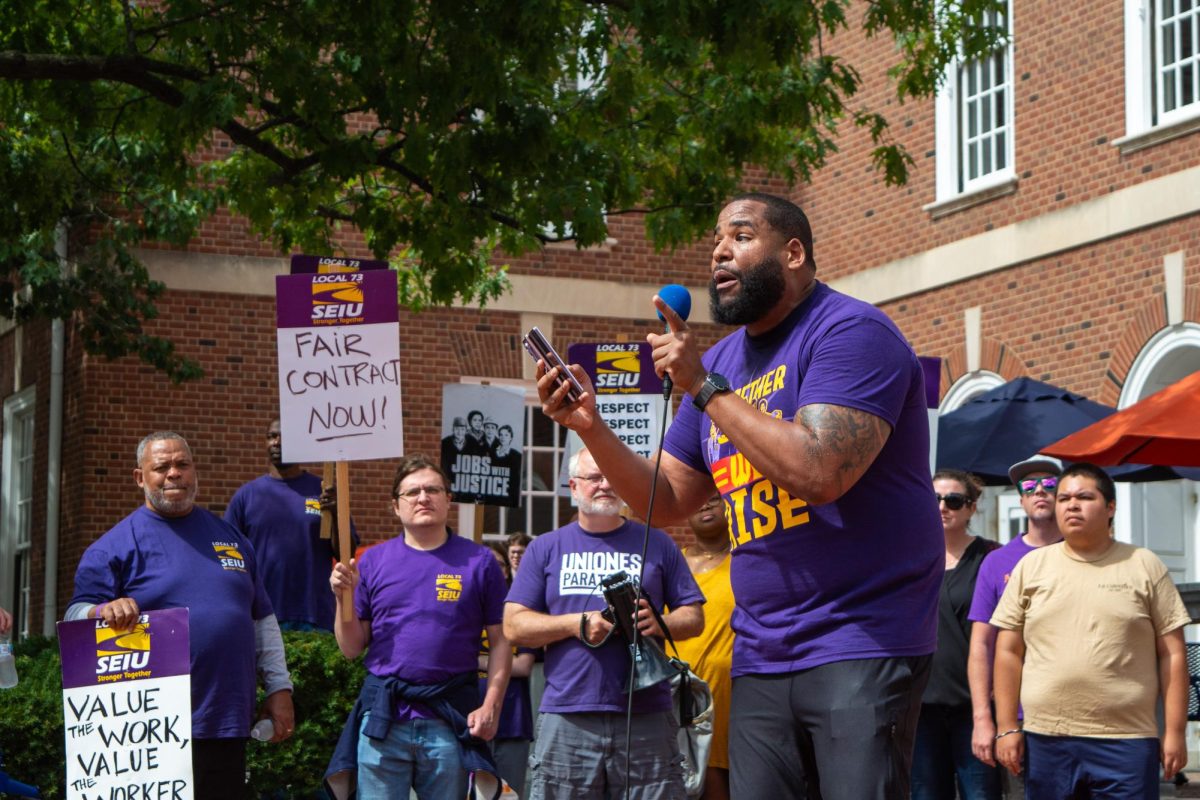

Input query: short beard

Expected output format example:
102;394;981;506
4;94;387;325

145;483;196;516
577;495;623;517
709;255;787;326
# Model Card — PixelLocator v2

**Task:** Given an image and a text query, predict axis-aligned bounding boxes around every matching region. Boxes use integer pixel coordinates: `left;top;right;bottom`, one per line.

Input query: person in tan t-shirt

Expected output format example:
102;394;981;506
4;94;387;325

991;462;1189;798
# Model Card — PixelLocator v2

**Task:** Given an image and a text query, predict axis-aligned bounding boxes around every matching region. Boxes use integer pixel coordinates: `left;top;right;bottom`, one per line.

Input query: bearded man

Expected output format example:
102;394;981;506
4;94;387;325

504;448;704;800
67;431;295;800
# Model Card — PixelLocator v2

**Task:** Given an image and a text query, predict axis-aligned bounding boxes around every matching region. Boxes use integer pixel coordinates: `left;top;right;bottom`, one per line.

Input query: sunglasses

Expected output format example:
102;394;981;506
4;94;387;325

935;493;970;511
1017;476;1059;496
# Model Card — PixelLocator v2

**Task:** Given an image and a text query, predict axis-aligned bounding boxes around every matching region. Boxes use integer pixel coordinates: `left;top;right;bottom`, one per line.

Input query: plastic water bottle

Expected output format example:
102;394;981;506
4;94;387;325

249;719;274;741
0;633;17;689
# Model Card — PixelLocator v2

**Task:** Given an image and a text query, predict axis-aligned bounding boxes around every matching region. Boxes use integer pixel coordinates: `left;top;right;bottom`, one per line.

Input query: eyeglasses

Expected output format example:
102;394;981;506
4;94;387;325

1017;476;1059;496
572;473;608;485
396;485;447;501
935;493;970;511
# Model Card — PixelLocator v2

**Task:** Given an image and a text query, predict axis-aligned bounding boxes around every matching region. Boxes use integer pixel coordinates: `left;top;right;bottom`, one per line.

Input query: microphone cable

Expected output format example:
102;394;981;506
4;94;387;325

621;384;675;800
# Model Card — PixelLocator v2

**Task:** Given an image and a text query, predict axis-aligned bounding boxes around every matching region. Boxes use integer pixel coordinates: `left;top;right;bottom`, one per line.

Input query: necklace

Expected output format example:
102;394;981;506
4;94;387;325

689;545;730;561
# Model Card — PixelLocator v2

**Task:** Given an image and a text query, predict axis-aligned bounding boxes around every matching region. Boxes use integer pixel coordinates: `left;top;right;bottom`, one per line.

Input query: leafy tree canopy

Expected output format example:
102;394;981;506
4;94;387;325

0;0;1004;381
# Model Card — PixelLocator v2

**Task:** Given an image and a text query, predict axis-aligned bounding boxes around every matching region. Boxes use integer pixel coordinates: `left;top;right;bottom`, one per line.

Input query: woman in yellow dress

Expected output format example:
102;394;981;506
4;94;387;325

676;494;734;800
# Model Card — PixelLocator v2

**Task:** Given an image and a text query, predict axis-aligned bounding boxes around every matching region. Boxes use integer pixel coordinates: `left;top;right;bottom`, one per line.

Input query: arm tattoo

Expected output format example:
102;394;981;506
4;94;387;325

797;404;892;485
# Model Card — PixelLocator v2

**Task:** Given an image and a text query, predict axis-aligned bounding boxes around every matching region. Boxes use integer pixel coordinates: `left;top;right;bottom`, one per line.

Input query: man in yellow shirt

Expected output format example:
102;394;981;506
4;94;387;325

991;462;1189;797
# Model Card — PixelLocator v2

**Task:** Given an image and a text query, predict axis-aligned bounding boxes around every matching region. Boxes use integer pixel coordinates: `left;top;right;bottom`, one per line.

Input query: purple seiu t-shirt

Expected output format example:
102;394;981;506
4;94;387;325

505;520;704;714
226;472;356;632
71;506;273;738
355;533;507;720
967;535;1038;624
662;282;943;678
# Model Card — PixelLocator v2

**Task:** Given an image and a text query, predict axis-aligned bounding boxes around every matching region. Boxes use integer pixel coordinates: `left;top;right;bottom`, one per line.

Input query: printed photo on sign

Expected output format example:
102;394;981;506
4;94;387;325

440;384;525;507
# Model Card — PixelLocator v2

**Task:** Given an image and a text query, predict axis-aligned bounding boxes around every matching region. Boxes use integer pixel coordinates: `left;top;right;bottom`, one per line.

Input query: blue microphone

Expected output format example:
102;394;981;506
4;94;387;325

656;284;692;399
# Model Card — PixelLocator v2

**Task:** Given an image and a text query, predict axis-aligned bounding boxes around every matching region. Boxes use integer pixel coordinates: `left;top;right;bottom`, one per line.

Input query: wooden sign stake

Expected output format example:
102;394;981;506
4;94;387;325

336;461;353;621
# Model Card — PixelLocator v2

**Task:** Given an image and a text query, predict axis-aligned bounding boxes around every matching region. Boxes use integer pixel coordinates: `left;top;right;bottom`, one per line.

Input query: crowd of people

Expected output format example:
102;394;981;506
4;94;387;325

55;193;1194;800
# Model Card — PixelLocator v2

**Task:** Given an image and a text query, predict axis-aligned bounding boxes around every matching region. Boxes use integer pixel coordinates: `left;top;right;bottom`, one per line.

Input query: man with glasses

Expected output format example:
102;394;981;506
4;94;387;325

326;455;511;798
504;448;705;799
966;454;1063;794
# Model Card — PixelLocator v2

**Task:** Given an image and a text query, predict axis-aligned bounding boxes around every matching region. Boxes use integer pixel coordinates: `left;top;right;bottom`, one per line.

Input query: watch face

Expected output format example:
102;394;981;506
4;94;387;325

709;373;730;391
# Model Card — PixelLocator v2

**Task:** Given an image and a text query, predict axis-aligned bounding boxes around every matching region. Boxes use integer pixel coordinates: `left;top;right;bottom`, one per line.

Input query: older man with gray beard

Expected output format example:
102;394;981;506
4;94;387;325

67;431;295;800
504;448;705;800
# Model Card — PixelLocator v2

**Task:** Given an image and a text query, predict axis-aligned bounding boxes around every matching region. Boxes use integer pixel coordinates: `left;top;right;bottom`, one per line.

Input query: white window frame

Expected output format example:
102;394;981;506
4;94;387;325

1124;0;1200;138
2;386;36;640
933;2;1016;203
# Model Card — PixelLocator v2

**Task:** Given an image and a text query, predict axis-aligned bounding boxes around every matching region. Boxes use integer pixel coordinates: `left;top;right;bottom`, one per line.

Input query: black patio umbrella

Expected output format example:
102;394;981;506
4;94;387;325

935;377;1199;485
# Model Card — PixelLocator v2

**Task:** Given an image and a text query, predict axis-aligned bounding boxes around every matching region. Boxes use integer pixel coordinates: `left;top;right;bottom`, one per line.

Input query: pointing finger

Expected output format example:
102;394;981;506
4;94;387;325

653;295;689;334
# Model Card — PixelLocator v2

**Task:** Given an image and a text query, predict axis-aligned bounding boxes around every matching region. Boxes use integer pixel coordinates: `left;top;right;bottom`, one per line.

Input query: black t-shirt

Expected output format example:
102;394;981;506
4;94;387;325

923;536;1001;708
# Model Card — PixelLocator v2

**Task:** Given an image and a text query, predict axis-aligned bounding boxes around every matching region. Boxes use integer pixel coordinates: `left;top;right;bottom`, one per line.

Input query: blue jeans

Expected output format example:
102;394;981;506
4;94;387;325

357;712;466;800
911;704;1001;800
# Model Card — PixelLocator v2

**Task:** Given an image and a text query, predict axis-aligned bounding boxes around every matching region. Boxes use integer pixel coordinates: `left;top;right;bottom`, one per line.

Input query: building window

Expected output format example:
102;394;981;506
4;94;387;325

934;3;1014;201
1125;0;1200;136
1155;0;1200;122
2;387;36;640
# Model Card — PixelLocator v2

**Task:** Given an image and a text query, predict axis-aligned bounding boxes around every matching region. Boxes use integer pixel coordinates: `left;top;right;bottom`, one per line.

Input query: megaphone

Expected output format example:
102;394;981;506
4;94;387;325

600;571;682;692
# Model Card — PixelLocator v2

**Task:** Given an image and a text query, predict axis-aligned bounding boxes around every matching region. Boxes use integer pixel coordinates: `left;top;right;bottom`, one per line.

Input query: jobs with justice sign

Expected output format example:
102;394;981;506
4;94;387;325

58;608;193;800
276;269;404;463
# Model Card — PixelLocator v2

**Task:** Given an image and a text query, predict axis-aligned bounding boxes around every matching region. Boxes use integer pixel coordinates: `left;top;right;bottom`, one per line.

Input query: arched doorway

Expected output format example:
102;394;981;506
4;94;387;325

1115;324;1200;581
938;371;1011;542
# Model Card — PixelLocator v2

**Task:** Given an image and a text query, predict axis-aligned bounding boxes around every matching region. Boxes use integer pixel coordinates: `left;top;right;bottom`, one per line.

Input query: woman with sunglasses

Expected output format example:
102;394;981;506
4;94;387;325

911;469;1002;800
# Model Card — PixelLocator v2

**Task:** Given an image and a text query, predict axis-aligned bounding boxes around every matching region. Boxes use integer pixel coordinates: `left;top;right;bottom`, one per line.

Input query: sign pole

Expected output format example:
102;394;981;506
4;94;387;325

320;461;335;540
336;461;353;621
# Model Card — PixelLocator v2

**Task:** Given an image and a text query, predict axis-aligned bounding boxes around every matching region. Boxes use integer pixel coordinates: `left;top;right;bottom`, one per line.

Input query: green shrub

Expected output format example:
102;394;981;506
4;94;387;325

0;631;366;798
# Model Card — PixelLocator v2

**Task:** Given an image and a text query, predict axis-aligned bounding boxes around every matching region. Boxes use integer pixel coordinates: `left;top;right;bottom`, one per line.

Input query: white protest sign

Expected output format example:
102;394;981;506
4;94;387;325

58;608;192;800
276;270;404;462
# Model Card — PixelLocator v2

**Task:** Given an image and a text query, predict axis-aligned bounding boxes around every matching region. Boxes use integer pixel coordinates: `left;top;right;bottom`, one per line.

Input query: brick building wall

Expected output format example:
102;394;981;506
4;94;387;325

3;0;1199;629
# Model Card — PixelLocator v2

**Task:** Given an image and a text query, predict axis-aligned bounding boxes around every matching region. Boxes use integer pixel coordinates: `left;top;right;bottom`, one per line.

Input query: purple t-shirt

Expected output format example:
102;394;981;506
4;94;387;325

355;533;507;719
225;472;348;631
71;505;273;738
967;534;1038;624
662;282;942;677
506;520;704;714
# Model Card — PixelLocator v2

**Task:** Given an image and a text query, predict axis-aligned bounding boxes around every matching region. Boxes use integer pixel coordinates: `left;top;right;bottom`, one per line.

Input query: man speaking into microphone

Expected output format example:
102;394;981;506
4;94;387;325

537;193;942;800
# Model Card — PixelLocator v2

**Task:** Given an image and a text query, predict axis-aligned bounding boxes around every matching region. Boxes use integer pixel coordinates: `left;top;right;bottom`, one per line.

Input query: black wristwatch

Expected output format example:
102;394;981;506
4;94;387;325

692;372;731;411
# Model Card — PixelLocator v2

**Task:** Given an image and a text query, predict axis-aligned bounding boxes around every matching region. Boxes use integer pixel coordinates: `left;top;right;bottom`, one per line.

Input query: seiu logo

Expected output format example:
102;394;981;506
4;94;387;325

213;543;247;572
312;303;363;320
96;652;150;674
595;373;639;389
436;574;462;603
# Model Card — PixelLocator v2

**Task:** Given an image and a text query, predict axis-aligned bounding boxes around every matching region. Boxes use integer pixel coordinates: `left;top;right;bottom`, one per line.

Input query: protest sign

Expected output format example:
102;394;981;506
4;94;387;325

58;608;192;800
289;254;390;274
440;384;525;507
568;342;668;460
276;269;404;463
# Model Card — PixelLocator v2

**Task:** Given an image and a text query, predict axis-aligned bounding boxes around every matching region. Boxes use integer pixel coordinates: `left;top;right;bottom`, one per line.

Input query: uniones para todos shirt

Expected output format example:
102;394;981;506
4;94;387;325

506;520;704;714
662;281;942;677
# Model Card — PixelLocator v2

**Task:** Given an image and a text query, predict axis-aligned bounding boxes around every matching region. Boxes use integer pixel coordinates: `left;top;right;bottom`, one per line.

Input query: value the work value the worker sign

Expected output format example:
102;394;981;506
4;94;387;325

275;269;404;463
58;607;193;800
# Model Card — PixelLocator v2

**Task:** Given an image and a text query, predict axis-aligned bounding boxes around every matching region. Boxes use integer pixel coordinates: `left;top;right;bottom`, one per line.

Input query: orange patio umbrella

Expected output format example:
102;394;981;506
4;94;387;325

1043;371;1200;467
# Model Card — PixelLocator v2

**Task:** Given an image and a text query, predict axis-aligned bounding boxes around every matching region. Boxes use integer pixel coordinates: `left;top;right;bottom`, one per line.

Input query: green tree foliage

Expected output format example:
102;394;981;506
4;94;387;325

0;0;1004;381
